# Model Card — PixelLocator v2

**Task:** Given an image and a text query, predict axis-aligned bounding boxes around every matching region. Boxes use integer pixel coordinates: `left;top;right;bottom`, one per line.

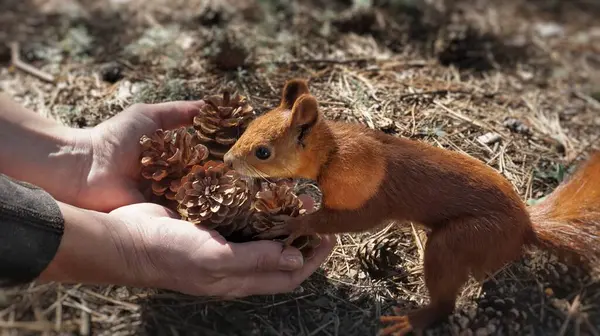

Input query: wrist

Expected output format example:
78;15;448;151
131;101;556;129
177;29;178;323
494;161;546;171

37;202;140;287
0;95;94;205
34;126;94;207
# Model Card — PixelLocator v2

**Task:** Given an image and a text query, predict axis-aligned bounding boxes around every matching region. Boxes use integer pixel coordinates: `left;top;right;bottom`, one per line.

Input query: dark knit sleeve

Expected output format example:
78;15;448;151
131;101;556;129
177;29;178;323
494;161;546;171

0;173;64;287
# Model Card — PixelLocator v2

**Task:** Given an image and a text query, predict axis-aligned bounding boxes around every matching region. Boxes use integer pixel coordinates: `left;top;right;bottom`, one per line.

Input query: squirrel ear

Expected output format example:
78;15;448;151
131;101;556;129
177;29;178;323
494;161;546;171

290;94;319;128
280;78;310;110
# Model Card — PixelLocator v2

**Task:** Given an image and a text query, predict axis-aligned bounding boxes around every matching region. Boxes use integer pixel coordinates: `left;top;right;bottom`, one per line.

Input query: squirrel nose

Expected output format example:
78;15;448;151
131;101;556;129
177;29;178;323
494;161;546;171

223;152;234;169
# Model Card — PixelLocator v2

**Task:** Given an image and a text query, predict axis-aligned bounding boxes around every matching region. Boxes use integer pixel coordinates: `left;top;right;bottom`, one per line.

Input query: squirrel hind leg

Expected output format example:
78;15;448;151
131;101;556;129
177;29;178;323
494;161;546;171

380;226;470;335
380;215;528;335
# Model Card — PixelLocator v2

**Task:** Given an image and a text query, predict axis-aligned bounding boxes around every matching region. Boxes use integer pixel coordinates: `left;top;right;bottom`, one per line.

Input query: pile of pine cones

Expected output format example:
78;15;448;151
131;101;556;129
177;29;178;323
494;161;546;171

138;90;321;258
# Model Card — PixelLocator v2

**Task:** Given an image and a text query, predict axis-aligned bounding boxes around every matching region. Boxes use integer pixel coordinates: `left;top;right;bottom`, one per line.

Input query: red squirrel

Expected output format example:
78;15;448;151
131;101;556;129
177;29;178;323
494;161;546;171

223;78;600;335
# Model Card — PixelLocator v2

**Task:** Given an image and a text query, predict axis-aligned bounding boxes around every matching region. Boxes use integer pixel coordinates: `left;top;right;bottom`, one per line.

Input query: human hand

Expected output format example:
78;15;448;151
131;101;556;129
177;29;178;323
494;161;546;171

108;203;335;297
76;101;205;212
40;200;335;297
0;95;206;212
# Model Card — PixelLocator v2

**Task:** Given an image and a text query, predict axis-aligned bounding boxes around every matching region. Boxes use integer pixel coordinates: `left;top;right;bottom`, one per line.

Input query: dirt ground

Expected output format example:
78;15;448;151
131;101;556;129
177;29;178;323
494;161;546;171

1;0;600;335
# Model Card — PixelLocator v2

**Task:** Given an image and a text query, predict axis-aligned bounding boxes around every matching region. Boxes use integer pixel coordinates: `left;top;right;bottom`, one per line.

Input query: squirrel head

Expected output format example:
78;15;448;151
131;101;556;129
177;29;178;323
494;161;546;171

224;78;327;180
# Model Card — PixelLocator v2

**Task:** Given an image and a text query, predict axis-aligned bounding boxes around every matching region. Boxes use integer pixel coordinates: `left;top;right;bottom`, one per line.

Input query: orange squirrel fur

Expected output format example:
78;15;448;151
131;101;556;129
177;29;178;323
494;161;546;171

223;78;600;335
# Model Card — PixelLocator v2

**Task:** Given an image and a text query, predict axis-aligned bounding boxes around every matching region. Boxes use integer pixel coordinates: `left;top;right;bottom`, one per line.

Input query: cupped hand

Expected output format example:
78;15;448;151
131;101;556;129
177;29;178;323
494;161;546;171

110;202;335;297
77;101;205;212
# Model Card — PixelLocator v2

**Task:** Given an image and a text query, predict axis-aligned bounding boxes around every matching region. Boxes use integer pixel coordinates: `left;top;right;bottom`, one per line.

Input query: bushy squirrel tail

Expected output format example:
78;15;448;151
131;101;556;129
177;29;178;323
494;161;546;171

528;152;600;267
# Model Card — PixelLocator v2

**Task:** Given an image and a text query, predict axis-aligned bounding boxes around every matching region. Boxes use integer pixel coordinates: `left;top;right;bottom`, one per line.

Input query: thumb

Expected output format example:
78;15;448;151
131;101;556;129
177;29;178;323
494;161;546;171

142;100;207;130
110;202;180;219
216;240;305;274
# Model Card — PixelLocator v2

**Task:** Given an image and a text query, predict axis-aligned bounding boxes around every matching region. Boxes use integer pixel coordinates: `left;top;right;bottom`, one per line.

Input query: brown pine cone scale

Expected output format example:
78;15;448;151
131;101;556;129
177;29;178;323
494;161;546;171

175;161;252;236
248;182;321;258
140;128;209;200
193;91;255;160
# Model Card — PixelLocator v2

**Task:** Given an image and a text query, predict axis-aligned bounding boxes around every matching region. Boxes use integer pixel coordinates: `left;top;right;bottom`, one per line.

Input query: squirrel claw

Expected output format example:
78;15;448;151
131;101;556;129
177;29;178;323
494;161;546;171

255;218;308;246
254;226;291;240
379;313;414;336
268;229;306;249
281;230;304;246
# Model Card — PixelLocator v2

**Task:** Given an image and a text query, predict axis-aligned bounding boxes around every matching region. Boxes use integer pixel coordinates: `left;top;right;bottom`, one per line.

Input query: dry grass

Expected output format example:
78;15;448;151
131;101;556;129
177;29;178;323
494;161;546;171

1;0;600;335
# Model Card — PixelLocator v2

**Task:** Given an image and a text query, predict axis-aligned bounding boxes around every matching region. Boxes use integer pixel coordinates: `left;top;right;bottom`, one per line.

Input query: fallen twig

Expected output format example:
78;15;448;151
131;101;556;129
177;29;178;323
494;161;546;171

252;58;375;67
0;320;58;332
10;42;55;83
557;294;581;336
433;100;499;135
399;89;472;100
572;90;600;110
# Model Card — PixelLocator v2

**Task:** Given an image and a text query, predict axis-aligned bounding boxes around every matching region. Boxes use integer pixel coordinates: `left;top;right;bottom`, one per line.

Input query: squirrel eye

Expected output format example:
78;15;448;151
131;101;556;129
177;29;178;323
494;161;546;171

254;146;271;160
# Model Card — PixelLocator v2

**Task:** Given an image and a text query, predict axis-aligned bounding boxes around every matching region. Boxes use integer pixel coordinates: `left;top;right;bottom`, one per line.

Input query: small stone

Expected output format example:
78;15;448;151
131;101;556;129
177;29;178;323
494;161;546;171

477;132;501;145
493;298;505;306
196;5;228;26
517;69;534;81
0;291;8;307
377;117;395;133
114;286;130;300
509;308;520;318
534;22;564;38
458;315;470;329
557;262;569;274
503;118;530;135
475;327;489;336
332;7;385;35
467;308;477;320
100;62;124;83
461;328;474;336
487;324;497;334
293;285;305;294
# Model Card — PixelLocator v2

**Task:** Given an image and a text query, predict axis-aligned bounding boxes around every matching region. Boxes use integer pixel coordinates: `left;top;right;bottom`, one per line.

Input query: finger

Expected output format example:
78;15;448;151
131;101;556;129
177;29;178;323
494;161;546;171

144;203;180;218
112;202;180;219
212;240;305;274
220;235;336;297
142;100;206;130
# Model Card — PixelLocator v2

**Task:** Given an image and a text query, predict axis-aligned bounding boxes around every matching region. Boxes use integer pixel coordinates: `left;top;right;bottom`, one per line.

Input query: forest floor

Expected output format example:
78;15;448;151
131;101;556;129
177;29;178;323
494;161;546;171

1;0;600;335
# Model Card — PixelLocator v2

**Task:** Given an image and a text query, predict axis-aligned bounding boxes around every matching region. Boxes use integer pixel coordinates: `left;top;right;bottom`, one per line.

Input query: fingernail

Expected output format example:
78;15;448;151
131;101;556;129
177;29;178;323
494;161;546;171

279;250;303;270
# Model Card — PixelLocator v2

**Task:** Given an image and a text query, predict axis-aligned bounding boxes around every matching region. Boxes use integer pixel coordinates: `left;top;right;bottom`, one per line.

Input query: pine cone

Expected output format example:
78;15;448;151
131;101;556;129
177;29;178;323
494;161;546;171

140;128;209;200
193;91;255;160
247;182;306;232
209;28;251;71
175;160;252;236
247;181;321;258
356;232;405;280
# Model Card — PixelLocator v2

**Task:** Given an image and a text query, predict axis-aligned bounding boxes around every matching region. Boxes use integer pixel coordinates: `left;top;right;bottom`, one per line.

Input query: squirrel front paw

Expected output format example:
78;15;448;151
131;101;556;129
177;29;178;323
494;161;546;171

254;224;293;240
254;217;308;246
